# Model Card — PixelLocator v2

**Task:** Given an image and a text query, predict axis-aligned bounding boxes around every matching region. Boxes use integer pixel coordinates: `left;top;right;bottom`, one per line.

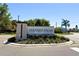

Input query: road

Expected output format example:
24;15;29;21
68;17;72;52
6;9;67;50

0;33;79;56
62;33;79;44
0;45;79;56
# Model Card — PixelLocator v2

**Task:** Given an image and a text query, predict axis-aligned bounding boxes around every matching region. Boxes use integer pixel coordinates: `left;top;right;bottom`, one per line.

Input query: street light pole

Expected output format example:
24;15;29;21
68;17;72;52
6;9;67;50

56;22;57;28
18;15;20;22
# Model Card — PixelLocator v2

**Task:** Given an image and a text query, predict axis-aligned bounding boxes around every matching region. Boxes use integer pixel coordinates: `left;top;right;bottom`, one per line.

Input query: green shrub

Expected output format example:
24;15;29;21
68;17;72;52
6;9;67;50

8;35;69;44
55;27;62;33
8;37;16;42
46;38;51;44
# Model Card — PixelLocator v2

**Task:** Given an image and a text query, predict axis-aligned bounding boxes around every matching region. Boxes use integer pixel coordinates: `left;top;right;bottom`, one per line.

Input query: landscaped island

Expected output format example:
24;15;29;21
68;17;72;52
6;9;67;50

8;35;69;44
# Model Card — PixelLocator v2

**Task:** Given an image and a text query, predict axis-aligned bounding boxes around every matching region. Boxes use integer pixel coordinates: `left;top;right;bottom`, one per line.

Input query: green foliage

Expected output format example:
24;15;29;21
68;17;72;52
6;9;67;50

11;20;17;31
35;19;41;26
26;18;50;26
61;19;70;30
27;19;36;26
8;35;69;44
8;37;16;42
0;3;12;32
55;27;62;33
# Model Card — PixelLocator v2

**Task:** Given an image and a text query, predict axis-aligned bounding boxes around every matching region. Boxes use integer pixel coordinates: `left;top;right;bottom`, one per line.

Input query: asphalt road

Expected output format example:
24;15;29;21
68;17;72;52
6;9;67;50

0;33;79;56
0;45;79;56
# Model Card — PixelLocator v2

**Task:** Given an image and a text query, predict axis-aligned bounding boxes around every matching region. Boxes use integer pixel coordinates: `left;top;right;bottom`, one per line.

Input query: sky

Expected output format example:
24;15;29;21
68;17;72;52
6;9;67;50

7;3;79;28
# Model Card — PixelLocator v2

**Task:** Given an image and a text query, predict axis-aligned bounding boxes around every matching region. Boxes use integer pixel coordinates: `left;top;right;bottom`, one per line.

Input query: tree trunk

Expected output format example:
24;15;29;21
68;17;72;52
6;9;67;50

65;26;67;32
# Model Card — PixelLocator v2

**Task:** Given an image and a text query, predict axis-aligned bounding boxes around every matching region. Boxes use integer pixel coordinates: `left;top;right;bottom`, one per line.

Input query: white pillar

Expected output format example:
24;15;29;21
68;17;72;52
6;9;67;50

16;23;27;41
21;23;27;40
16;23;21;41
52;26;54;35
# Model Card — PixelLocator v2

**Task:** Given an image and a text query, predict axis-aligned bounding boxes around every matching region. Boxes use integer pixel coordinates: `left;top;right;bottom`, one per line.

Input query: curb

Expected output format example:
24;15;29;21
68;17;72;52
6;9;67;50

6;40;73;47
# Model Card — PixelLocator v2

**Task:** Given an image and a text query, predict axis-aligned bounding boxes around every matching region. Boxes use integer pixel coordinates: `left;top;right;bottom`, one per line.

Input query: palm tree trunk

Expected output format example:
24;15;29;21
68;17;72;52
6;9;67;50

65;26;67;32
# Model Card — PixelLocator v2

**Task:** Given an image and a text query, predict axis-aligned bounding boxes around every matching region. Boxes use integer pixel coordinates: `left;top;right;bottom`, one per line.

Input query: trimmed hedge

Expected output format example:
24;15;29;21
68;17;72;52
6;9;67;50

55;27;62;33
17;35;69;44
7;35;69;44
8;37;16;42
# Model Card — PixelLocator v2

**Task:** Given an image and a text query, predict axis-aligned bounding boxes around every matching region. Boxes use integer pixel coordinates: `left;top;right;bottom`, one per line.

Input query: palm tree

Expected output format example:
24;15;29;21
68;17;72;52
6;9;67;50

61;19;70;31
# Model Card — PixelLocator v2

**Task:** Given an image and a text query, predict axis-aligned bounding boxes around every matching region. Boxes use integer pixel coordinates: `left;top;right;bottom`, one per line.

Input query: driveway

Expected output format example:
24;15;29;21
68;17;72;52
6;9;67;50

62;33;79;44
0;35;15;44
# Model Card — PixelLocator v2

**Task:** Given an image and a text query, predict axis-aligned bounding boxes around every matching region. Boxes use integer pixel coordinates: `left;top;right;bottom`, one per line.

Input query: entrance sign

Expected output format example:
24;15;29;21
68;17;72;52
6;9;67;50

16;23;54;41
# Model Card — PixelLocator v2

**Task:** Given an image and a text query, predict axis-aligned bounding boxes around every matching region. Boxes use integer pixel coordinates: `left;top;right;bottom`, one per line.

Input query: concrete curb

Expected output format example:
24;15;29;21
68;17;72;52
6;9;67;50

7;40;73;47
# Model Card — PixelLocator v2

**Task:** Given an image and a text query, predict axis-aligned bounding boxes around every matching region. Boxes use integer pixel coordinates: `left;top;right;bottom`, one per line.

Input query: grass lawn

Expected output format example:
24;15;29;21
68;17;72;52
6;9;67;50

0;32;16;35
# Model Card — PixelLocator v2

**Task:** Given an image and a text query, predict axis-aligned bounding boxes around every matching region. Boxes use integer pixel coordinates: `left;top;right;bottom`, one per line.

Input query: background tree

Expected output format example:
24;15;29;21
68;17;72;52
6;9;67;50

11;20;17;31
26;18;50;26
61;19;70;31
27;19;35;26
35;19;42;26
0;3;12;32
40;19;50;26
55;27;62;33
